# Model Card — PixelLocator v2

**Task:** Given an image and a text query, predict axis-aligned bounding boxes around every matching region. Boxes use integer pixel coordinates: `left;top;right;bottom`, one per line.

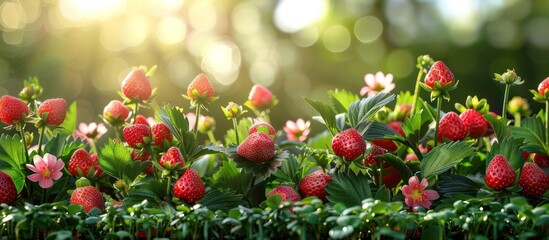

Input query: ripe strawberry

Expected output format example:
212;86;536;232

160;147;185;169
187;73;214;100
299;171;332;202
459;109;487;138
248;84;274;111
0;171;17;204
132;150;154;176
69;149;95;177
152;123;173;147
267;186;301;202
424;61;455;90
438;112;468;142
534;153;549;168
537;77;549;96
371;121;405;152
237;132;275;163
70;186;104;213
332;128;366;161
123;124;151;148
249;122;276;137
173;169;205;204
363;146;401;189
103;100;130;122
0;95;29;125
518;162;549;198
121;69;152;101
38;98;67;126
135;114;149;126
90;153;103;177
485;155;516;190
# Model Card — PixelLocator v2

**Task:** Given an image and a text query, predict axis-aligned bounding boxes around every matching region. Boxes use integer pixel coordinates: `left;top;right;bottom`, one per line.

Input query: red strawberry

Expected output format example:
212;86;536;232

132;150;154;176
459;109;487;138
299;171;332;202
123;124;151;148
0;171;17;204
371;121;405;152
70;186;104;213
249;122;276;137
363;146;401;189
267;186;301;202
248;84;274;111
518;162;549;198
103;100;130;122
522;151;531;160
38;98;67;126
0;95;29;125
537;77;549;96
135;114;149;126
485;155;516;190
121;69;152;101
173;169;205;204
90;153;102;177
160;147;185;169
438;112;468;142
332;128;366;161
534;153;549;168
152;123;173;147
187;73;215;100
237;132;275;163
424;61;455;90
69;149;95;177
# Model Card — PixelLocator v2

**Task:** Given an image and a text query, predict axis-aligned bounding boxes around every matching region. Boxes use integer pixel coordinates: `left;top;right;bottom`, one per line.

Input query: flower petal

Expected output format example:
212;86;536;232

33;155;46;170
420;199;432;209
424;190;440;200
27;173;42;182
360;87;371;96
79;122;88;133
408;176;420;189
53;159;65;172
44;153;57;169
39;178;53;189
404;197;414;207
420;178;429;190
50;171;63;180
401;185;412;196
26;164;39;173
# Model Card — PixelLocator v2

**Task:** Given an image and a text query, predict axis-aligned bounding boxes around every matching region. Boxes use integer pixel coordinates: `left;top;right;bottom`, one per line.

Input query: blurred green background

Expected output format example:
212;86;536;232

1;0;549;138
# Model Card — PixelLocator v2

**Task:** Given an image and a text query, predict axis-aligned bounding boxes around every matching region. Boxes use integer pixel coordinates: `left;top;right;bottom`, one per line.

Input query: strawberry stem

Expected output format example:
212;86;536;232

17;124;29;163
232;119;240;145
411;69;425;115
165;175;172;201
132;103;139;124
379;160;384;187
502;84;510;120
194;104;201;137
37;126;46;156
514;113;521;127
434;97;442;147
546;100;549;147
207;131;216;144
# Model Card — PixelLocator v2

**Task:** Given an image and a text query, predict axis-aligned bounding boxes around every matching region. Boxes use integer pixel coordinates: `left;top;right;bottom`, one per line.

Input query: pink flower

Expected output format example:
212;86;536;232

360;71;395;97
26;153;65;189
74;122;108;140
401;176;439;211
283;118;311;142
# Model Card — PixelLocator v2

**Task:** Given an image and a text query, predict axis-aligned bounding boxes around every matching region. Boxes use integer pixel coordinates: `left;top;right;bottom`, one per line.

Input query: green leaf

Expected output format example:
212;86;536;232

307;130;332;150
232;151;288;182
44;135;85;160
375;185;390;202
420;141;474;179
485;114;511;141
486;137;524;171
212;159;252;195
272;154;301;185
98;140;145;183
0;134;26;193
359;121;399;141
122;189;161;207
198;189;247;211
326;171;373;207
421;225;443;240
224;118;252;146
58;101;77;136
158;104;199;160
348;93;395;128
438;175;482;197
305;98;339;135
329;89;360;113
510;117;546;154
376;153;413;182
0;168;25;194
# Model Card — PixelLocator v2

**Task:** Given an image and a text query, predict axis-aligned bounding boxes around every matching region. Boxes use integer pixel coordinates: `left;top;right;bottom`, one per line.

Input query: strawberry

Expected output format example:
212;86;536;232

152;123;173;147
248;84;274;111
69;149;96;177
537;77;549;96
0;171;17;204
534;153;549;168
518;162;549;198
299;171;332;202
332;128;366;161
249;122;276;137
267;186;301;202
70;186;104;213
187;73;214;100
173;169;205;204
135;114;150;126
424;61;455;90
38;98;67;126
90;153;103;177
371;121;405;152
483;111;499;136
459;109;487;138
363;146;401;189
121;69;152;101
237;132;275;163
0;95;29;125
160;147;185;170
123;124;151;148
438;112;468;142
103;100;130;123
485;155;516;190
132;150;154;176
522;151;531;160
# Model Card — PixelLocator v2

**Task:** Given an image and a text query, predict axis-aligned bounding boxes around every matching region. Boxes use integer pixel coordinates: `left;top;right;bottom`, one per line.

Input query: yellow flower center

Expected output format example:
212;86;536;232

41;168;51;178
411;189;423;201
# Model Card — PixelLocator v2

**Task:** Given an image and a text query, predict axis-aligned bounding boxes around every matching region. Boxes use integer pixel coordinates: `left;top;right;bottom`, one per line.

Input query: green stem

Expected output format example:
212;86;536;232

18;125;29;163
411;70;425;115
114;125;122;140
502;84;510;120
207;131;216;144
434;97;442;147
132;103;139;124
232;118;240;145
37;126;46;156
194;105;201;137
379;160;384;187
545;101;549;146
514;113;521;127
41;188;46;204
165;176;172;201
88;139;98;154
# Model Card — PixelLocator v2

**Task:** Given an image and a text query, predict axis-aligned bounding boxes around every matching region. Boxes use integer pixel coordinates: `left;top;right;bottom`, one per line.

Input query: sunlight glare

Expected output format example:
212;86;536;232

59;0;124;22
274;0;327;33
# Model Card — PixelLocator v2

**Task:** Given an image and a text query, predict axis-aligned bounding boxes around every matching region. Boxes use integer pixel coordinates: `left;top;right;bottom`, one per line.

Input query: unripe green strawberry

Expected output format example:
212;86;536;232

519;163;549;198
424;61;455;90
121;69;152;101
332;128;365;161
123;124;151;148
173;169;205;204
0;95;29;125
267;186;301;203
70;186;104;213
299;171;332;202
237;132;275;163
485;155;516;190
438;112;468;142
38;98;67;126
0;171;17;204
459;109;487;138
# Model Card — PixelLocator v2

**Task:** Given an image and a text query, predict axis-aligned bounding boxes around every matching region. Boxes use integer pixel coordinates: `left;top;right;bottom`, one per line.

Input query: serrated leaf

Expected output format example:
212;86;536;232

375;185;390;202
272;154;301;184
359;121;400;141
99;140;145;183
212;159;252;195
0;134;26;193
307;130;332;150
329;89;360;113
420;141;474;179
485;114;511;141
224;118;252;146
232;151;288;182
326;172;373;207
438;174;482;197
44;134;85;160
122;189;161;207
348;93;395;128
510;117;547;154
305;98;338;135
199;189;247;211
376;153;413;182
58;101;77;136
486;137;524;171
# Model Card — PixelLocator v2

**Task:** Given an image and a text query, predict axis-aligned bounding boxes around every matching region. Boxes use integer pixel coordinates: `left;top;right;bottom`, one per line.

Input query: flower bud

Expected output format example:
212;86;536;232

222;102;246;119
507;97;530;116
198;116;215;133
